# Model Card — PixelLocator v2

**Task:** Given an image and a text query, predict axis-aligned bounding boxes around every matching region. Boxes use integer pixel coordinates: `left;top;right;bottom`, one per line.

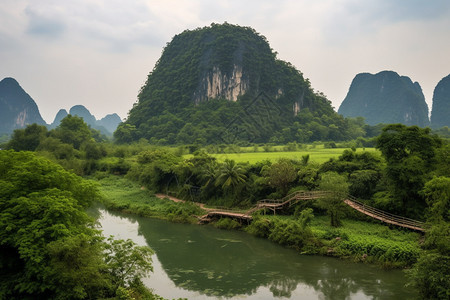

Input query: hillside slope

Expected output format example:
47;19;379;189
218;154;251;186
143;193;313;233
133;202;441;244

118;23;353;144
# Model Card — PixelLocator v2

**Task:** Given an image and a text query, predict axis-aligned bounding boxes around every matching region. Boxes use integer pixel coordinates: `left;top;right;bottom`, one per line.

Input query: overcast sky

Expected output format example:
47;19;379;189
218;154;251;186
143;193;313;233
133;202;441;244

1;0;449;123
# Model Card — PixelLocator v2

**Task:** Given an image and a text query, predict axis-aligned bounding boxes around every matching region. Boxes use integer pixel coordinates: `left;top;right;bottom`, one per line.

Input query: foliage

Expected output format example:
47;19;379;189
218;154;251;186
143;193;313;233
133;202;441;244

377;124;443;218
296;208;314;228
0;151;104;298
6;123;48;151
214;217;242;230
215;159;247;199
422;176;450;223
407;253;450;300
316;172;349;227
320;149;382;199
0;151;158;299
104;236;154;292
262;158;298;195
97;175;204;223
51;115;94;149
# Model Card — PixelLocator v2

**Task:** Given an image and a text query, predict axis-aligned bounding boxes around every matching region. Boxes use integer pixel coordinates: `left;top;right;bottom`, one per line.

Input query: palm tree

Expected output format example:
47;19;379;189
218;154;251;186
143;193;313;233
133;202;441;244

215;159;247;194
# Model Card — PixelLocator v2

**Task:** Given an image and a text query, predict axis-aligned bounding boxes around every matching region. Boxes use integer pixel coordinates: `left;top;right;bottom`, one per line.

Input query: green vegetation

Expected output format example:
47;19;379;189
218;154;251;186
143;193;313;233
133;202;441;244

97;175;204;223
184;145;378;164
246;214;421;267
3;116;449;298
0;151;159;299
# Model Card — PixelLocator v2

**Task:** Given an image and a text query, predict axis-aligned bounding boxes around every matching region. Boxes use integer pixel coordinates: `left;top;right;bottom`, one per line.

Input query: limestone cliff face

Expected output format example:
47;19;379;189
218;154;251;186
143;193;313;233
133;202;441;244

0;77;46;135
338;71;429;126
194;65;249;104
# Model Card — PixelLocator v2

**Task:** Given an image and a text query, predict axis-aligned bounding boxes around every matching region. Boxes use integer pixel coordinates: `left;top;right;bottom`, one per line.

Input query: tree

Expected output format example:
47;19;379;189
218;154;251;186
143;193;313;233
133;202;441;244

114;123;137;144
51;115;93;149
407;253;450;300
407;177;450;299
6;123;48;151
0;150;158;299
376;124;442;217
263;159;297;195
316;172;349;227
104;237;154;293
215;159;247;197
422;176;450;223
0;151;105;298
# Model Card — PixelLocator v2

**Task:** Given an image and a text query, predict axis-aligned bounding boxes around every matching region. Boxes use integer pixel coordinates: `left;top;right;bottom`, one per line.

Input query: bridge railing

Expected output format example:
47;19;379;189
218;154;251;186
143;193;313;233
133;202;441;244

345;195;425;230
257;190;333;206
207;206;249;214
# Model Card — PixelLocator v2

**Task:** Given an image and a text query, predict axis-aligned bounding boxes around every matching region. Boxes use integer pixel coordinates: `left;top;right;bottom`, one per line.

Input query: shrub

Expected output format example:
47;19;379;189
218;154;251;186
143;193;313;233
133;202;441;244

214;218;242;230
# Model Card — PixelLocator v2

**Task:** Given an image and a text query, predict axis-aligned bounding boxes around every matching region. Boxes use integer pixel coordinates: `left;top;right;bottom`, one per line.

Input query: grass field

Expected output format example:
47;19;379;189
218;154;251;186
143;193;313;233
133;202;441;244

185;147;378;164
96;175;203;223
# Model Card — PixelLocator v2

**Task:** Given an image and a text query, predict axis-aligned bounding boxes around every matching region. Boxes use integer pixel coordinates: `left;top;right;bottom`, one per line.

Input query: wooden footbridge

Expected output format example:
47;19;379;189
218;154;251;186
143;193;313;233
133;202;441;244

197;191;426;231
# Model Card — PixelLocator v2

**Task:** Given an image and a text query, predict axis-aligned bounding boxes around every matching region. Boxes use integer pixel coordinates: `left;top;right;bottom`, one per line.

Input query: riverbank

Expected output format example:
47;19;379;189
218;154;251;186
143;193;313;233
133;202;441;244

96;174;422;268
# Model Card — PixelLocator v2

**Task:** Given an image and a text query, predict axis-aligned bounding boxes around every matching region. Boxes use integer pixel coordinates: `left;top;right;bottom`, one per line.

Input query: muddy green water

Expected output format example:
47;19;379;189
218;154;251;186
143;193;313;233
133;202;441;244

95;208;417;299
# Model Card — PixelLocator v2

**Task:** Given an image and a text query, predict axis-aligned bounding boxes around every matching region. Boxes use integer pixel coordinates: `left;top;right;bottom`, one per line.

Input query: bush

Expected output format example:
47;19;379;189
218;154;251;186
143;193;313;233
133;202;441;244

407;252;450;299
214;218;242;230
268;220;311;250
245;217;273;238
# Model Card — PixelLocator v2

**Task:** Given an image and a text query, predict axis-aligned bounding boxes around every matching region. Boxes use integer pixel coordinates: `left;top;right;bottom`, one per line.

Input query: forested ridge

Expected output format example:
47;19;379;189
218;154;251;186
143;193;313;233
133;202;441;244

116;23;369;145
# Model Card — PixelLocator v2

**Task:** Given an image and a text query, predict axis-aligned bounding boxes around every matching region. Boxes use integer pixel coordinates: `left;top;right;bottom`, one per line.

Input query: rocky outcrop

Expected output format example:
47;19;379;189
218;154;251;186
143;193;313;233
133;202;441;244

194;65;249;103
0;77;46;134
430;74;450;128
338;71;429;126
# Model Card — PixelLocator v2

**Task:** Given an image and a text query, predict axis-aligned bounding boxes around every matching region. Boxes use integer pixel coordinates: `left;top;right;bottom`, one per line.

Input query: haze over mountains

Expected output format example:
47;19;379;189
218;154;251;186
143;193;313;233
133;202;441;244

338;71;449;128
0;77;46;135
1;22;448;140
430;74;450;128
0;77;121;136
338;71;430;127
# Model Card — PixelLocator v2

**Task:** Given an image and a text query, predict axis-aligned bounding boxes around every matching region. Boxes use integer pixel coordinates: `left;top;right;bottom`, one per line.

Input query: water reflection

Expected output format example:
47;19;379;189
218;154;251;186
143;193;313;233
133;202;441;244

97;208;416;299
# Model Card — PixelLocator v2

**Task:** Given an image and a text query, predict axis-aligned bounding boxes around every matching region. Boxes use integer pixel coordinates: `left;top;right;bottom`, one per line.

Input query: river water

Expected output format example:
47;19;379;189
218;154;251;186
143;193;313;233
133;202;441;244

94;208;417;299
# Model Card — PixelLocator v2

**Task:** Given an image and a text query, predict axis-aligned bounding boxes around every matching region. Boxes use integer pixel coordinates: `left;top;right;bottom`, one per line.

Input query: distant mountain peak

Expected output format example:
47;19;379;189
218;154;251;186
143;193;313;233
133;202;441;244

49;105;121;136
0;77;46;134
338;71;429;127
430;74;450;128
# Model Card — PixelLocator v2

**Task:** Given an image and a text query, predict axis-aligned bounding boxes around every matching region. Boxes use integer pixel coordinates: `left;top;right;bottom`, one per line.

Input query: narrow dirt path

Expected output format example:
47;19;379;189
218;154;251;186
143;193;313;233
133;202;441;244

155;193;212;211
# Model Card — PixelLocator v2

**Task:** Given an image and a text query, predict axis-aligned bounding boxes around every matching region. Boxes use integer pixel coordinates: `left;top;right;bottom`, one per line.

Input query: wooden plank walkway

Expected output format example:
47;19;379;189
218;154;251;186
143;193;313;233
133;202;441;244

158;191;426;231
343;196;425;232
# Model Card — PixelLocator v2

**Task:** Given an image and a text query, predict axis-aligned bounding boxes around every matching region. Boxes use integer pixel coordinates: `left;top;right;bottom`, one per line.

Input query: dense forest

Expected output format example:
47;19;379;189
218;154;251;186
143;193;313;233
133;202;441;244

2;114;449;298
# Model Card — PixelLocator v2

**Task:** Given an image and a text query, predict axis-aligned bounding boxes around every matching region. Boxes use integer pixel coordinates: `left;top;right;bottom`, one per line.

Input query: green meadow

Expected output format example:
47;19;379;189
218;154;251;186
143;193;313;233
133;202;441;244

185;147;378;164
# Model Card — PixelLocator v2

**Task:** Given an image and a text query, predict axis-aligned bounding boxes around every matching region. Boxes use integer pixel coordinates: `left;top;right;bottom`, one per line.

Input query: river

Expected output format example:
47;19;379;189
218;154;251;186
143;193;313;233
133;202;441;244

94;208;417;299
